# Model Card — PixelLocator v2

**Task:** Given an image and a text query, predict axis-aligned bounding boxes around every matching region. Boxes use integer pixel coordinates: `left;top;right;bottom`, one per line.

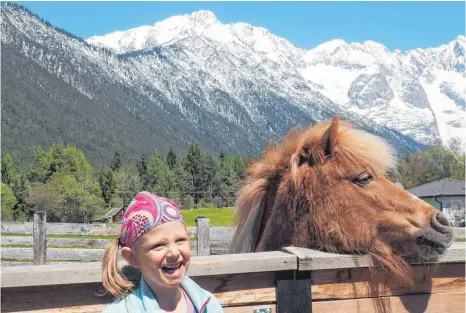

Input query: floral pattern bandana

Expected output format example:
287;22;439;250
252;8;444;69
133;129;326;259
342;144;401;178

119;191;184;248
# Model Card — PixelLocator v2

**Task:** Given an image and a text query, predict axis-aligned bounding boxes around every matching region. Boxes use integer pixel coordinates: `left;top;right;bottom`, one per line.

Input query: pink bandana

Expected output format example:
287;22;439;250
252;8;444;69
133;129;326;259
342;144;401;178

119;191;184;248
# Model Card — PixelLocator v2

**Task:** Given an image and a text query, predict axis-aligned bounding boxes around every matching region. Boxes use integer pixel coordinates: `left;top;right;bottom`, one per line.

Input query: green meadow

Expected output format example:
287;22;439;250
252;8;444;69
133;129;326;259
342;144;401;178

181;208;236;227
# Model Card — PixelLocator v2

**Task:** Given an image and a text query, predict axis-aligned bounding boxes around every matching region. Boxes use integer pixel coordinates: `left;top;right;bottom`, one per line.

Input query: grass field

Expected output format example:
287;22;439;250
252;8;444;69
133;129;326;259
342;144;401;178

181;208;236;226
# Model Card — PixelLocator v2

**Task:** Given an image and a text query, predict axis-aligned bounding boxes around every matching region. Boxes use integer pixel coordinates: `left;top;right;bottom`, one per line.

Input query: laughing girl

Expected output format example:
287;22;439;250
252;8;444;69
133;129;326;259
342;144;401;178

101;191;224;313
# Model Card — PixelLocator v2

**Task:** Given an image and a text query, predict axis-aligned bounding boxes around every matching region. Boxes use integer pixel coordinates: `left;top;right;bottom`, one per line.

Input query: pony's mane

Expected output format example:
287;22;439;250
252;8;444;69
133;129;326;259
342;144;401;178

230;120;397;253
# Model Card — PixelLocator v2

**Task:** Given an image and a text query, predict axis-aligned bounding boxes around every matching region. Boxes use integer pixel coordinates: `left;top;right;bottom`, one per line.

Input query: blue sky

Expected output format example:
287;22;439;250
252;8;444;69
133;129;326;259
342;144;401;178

17;1;465;51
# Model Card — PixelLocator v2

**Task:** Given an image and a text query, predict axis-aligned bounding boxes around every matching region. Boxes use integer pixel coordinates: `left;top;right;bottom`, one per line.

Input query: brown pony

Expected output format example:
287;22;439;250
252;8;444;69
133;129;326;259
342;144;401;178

230;115;453;285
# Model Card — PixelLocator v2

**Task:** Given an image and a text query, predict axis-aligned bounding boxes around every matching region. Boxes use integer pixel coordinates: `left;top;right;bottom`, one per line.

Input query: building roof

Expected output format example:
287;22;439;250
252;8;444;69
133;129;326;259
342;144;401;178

104;207;123;218
407;178;465;198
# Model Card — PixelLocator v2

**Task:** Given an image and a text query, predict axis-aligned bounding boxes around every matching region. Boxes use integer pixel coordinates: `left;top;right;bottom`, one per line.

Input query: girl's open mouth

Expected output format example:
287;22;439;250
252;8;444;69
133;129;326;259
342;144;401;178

162;263;182;275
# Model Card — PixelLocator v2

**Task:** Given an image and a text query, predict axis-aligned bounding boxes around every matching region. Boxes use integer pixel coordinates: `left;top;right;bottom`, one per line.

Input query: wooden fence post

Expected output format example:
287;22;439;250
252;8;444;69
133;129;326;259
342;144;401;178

276;271;312;313
196;216;210;256
33;211;47;265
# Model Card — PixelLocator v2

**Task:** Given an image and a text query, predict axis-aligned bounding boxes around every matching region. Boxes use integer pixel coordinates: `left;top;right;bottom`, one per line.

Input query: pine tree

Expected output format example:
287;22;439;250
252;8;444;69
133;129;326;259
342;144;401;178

148;149;170;195
12;175;31;221
184;143;202;204
166;147;177;170
219;150;225;161
232;153;247;180
99;168;118;207
137;154;149;190
198;153;219;203
110;151;122;172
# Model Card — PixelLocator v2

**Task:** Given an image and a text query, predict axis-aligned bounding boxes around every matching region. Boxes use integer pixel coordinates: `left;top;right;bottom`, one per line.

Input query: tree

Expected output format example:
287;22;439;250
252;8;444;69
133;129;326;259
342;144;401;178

166;147;177;170
116;165;142;209
23;144;101;223
137;153;149;190
232;153;247;180
184;143;202;204
148;149;169;195
1;183;17;221
26;182;64;222
215;156;240;207
170;161;190;205
12;175;32;221
28;144;93;184
395;144;465;189
110;151;122;172
219;150;225;161
1;153;17;186
41;173;102;223
198;153;219;202
99;167;118;208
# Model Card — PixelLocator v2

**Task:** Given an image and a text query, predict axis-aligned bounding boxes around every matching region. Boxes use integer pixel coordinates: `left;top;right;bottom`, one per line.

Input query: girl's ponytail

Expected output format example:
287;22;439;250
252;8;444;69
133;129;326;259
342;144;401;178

101;237;134;299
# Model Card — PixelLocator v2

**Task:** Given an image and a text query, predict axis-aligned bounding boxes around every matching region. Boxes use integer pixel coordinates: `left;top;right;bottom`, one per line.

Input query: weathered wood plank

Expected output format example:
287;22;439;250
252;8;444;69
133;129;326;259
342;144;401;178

311;263;465;300
196;217;210;256
1;222;120;236
209;226;234;241
1;236;230;252
1;244;227;263
1;251;297;287
2;247;106;261
33;212;47;265
1;283;112;312
188;251;297;276
0;303;277;313
1;273;279;311
283;242;465;271
312;292;465;313
1;236;113;247
193;272;277;305
224;305;276;313
1;262;33;267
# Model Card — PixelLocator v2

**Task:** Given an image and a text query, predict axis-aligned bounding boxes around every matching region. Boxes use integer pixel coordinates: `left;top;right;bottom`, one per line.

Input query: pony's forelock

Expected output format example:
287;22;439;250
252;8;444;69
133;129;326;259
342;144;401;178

336;125;397;175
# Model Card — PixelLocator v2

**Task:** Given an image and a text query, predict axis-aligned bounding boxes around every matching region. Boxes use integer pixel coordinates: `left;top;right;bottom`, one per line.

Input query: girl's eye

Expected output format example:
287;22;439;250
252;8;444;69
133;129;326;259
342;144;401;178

354;172;374;186
152;244;164;250
176;238;188;243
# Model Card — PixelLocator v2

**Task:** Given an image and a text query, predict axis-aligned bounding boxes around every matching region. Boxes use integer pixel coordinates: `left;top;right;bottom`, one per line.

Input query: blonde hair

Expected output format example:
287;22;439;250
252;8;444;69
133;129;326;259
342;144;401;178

101;237;135;299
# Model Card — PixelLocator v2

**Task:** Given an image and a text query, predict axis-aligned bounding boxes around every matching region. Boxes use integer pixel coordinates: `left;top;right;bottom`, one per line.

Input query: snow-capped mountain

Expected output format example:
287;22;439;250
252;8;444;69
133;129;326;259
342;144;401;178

88;9;465;147
1;3;463;163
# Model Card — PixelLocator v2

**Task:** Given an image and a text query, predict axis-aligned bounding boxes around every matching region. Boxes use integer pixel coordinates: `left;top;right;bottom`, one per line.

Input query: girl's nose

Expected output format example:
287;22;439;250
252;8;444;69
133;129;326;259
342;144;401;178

166;245;180;258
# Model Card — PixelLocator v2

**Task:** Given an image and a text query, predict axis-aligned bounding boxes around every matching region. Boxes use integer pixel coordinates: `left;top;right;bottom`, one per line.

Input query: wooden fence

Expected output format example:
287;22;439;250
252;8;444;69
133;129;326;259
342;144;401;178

2;213;465;266
1;242;464;313
1;214;232;266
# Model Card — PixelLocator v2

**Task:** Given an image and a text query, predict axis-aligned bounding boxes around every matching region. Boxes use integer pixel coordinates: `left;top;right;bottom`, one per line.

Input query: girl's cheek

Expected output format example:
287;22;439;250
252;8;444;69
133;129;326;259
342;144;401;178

148;250;165;262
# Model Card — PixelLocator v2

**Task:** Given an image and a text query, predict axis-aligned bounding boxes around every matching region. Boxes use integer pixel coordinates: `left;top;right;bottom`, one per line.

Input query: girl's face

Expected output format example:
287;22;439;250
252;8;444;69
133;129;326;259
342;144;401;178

123;221;191;290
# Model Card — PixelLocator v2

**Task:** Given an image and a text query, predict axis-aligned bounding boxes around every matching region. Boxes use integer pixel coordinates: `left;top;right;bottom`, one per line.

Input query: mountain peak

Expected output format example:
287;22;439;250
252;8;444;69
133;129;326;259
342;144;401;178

362;40;389;54
189;10;219;24
312;39;348;53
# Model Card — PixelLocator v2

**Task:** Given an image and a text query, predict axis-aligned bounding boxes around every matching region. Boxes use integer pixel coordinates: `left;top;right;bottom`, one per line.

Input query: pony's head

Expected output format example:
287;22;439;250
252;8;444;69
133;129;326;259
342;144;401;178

231;116;453;285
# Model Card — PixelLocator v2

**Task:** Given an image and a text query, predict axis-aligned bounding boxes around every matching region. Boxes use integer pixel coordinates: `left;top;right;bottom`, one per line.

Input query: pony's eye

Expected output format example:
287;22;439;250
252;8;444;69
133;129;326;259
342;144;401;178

354;172;373;186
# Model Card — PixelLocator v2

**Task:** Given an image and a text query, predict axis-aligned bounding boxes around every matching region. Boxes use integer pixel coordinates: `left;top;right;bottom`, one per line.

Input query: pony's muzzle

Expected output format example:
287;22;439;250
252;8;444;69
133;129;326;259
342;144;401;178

414;212;454;259
431;212;452;234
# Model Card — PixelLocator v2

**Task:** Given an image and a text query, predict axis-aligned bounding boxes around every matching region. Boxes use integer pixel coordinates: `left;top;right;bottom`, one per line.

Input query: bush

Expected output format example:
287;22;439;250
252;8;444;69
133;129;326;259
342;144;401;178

198;199;215;208
181;195;194;210
213;196;227;208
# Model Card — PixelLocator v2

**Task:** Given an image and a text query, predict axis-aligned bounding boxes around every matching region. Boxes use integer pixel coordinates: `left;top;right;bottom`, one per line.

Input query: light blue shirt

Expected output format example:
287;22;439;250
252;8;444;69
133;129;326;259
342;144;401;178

102;276;224;313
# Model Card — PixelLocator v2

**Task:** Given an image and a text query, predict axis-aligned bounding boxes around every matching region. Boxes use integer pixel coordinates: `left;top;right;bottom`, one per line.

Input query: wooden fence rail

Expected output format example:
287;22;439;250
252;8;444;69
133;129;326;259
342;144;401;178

1;214;232;265
1;243;464;313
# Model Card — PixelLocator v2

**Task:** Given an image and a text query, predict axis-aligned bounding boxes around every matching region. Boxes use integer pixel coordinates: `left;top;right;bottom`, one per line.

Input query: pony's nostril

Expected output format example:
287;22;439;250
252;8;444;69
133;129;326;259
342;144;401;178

431;212;451;233
436;213;450;226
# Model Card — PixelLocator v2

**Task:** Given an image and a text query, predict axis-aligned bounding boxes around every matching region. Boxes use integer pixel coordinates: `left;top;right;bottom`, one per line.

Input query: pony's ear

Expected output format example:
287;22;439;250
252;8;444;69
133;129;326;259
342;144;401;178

291;115;341;180
320;115;340;157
